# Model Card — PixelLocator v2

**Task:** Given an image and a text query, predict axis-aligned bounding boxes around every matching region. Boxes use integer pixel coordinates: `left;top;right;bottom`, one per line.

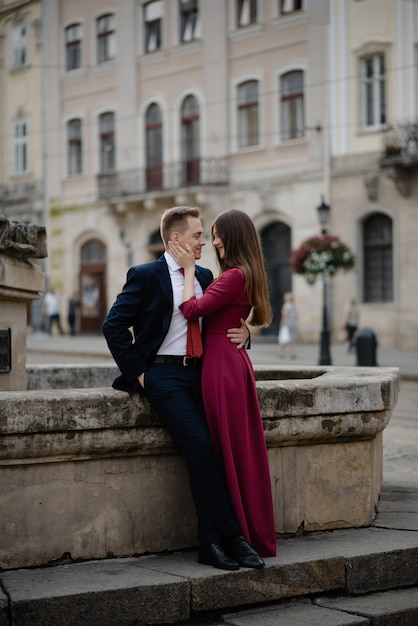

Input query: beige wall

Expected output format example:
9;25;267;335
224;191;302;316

37;0;418;346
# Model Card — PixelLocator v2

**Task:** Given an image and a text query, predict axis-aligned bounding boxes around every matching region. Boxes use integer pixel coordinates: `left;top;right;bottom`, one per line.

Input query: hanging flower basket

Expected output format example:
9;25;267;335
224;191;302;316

290;235;355;277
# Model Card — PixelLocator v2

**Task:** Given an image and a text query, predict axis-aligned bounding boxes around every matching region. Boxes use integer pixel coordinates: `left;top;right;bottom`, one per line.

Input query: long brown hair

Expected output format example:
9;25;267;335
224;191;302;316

212;210;272;327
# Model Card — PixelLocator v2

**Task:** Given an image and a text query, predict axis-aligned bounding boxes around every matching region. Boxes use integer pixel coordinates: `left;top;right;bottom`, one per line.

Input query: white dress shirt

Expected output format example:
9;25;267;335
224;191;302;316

157;251;203;356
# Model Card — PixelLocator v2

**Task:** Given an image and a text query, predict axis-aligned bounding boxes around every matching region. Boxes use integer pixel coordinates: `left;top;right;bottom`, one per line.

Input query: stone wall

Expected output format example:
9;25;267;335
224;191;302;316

0;365;399;570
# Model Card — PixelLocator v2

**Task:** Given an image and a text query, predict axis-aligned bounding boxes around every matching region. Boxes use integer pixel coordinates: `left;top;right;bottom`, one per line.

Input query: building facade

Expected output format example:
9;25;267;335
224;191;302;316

329;0;418;349
3;0;417;347
43;0;328;337
0;0;43;224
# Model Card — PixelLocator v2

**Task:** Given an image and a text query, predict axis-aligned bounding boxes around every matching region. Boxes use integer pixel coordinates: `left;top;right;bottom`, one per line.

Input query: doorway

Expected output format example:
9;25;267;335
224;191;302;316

260;221;292;336
79;239;107;333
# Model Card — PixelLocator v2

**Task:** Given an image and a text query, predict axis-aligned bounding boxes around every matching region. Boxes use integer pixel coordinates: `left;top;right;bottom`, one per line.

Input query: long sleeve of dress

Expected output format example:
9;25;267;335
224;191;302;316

180;268;246;320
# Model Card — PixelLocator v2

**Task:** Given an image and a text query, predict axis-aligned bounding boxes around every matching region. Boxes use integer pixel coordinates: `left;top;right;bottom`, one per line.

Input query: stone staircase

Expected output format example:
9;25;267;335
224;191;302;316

1;485;418;626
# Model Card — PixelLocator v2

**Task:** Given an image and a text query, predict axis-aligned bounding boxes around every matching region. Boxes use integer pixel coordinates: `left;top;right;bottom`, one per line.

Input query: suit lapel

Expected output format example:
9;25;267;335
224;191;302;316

156;256;174;324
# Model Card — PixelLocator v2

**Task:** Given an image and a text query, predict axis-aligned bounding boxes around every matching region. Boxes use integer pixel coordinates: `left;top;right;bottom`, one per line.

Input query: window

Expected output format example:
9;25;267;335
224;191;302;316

99;112;115;172
280;0;302;14
145;103;163;190
144;1;163;53
11;23;27;68
237;0;257;27
97;14;116;63
12;120;28;175
363;213;393;302
362;53;386;128
237;80;259;147
179;0;201;43
65;23;82;71
181;95;200;184
67;119;83;176
280;70;304;140
81;239;106;263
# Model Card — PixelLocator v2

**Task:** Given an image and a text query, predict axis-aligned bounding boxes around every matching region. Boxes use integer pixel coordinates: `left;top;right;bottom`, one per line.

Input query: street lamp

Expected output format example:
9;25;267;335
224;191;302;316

316;196;332;365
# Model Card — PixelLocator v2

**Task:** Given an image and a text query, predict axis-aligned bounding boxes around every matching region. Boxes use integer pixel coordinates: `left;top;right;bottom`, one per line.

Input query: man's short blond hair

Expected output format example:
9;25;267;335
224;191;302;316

160;206;201;244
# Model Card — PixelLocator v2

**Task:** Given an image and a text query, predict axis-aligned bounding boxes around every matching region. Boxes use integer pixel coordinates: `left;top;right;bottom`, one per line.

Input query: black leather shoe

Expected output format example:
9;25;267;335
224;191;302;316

224;535;265;569
198;542;240;571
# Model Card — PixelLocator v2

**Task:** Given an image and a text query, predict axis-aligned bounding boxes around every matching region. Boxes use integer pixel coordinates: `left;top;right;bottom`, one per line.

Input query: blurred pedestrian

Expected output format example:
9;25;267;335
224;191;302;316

278;292;298;359
42;286;64;335
342;298;359;352
68;292;80;336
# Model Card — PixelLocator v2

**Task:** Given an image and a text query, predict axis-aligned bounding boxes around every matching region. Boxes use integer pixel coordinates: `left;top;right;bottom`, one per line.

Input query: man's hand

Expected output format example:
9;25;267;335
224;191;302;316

227;317;249;349
138;373;145;388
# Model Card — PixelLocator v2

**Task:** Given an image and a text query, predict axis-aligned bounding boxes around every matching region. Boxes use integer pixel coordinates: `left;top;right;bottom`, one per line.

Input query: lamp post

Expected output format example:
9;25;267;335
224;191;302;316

317;197;332;366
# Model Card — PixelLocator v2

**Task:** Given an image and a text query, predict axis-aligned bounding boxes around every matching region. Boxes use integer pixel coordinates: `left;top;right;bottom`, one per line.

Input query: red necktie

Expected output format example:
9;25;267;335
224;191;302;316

179;269;203;358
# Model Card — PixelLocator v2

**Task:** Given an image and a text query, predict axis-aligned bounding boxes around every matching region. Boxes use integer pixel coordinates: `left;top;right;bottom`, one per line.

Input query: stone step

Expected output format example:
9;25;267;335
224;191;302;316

1;524;418;626
213;587;418;625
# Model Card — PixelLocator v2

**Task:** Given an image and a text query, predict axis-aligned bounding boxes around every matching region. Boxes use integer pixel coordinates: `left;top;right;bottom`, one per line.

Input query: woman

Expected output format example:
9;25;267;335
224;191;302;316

169;209;276;558
342;298;359;352
278;292;298;359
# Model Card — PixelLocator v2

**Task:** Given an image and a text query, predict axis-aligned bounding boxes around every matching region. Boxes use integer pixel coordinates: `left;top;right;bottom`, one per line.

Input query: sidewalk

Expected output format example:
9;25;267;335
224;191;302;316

26;331;418;379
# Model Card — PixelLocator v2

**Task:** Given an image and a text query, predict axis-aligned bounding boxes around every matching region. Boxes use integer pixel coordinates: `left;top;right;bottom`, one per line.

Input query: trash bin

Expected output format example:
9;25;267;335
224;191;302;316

356;328;378;366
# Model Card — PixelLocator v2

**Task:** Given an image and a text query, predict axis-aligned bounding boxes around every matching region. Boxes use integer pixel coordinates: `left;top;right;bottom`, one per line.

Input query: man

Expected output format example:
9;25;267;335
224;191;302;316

103;206;265;571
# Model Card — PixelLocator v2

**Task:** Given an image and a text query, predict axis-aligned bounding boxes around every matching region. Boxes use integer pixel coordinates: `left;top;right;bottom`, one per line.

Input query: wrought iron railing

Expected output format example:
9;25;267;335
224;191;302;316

97;157;229;200
382;121;418;159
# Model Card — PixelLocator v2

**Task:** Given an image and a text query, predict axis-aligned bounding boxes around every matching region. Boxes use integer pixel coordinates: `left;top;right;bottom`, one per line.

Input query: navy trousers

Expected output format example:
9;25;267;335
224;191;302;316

144;362;241;546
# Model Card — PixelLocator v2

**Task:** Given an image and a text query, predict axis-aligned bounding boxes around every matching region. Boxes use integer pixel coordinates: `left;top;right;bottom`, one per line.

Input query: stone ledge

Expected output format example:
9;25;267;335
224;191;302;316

0;366;400;568
0;366;400;462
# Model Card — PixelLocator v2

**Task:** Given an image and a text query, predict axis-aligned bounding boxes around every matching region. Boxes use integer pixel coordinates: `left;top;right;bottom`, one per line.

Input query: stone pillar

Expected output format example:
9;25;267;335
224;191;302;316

0;216;47;391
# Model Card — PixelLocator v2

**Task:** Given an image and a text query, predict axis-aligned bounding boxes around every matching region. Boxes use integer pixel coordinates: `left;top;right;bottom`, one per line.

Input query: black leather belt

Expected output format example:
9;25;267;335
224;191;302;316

154;355;202;367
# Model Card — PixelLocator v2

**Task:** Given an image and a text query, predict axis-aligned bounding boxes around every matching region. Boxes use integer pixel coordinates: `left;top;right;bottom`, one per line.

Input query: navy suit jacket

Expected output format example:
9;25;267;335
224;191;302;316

103;255;213;395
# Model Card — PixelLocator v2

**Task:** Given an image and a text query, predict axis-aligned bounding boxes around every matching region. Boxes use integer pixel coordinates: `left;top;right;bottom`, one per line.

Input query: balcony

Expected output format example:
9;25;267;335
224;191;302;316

97;157;229;201
380;121;418;164
0;181;43;222
380;122;418;196
0;180;43;204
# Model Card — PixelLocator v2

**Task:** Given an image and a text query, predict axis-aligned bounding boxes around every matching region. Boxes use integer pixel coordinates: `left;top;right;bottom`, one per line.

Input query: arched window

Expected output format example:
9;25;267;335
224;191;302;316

81;239;106;263
237;80;259;147
65;23;82;71
260;221;292;335
280;70;304;140
181;95;200;184
363;213;393;302
145;103;163;190
79;239;107;333
96;13;116;63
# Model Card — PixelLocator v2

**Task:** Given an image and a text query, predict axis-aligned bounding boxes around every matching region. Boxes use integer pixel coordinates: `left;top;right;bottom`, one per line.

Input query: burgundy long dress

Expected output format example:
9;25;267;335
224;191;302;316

180;267;276;557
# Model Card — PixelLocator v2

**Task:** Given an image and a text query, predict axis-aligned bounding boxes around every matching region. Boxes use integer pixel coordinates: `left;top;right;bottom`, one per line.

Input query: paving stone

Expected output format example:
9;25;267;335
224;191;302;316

315;586;418;625
190;557;345;612
345;547;418;594
222;601;369;625
0;589;9;626
1;558;189;626
373;488;418;531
